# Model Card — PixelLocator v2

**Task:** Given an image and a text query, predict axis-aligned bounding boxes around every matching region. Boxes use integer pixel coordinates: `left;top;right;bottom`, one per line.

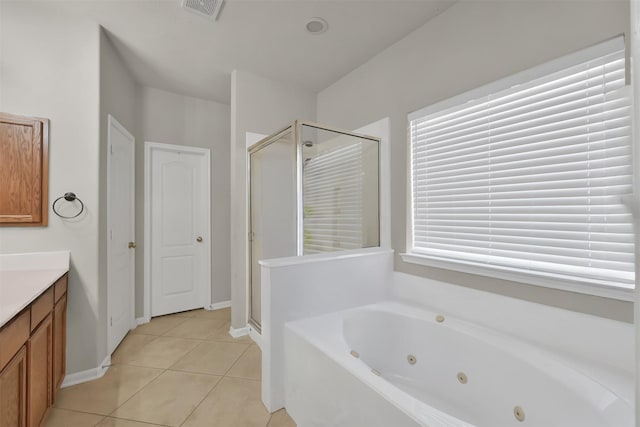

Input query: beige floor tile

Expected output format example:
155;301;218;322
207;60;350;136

122;336;201;369
227;345;261;380
44;408;104;427
170;341;249;376
181;377;270;427
95;418;166;427
267;409;297;427
207;321;254;344
190;307;231;321
162;318;229;340
110;370;220;427
131;315;188;336
54;365;163;415
111;333;157;365
159;308;206;319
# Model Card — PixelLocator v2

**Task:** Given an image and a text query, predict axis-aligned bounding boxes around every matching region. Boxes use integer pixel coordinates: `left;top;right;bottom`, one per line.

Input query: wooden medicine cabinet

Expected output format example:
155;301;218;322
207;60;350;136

0;112;49;226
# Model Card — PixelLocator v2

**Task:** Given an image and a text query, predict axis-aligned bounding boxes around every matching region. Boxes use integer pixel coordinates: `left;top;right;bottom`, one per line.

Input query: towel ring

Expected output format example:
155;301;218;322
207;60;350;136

53;192;85;219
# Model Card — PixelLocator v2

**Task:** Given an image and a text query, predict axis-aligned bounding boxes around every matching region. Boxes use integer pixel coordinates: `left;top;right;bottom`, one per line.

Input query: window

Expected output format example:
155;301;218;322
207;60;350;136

405;37;633;297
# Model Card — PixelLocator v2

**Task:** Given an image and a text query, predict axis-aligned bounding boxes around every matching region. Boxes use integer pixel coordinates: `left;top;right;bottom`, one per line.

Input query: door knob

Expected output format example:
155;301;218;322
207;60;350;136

196;236;203;242
128;242;136;249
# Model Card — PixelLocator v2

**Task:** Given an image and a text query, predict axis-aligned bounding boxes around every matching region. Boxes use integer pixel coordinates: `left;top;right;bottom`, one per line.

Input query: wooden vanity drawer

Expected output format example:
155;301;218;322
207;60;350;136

30;288;53;332
0;310;30;370
54;275;67;302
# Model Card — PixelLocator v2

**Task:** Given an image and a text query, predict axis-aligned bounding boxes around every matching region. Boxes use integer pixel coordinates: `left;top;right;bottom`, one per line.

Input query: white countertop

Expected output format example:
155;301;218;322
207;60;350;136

0;269;68;328
0;251;70;329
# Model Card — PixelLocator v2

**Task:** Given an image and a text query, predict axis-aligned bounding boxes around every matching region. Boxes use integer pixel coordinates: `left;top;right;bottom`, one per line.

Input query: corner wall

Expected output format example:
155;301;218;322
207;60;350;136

0;1;102;373
230;70;316;329
99;28;139;364
139;86;231;310
316;0;632;322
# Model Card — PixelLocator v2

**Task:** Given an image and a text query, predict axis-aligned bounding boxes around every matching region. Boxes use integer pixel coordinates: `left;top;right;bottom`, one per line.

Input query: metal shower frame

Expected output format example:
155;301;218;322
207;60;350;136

247;120;381;331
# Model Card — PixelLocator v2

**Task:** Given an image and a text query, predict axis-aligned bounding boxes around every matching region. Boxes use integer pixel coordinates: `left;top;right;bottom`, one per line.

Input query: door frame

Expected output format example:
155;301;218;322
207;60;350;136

107;114;136;353
143;141;212;321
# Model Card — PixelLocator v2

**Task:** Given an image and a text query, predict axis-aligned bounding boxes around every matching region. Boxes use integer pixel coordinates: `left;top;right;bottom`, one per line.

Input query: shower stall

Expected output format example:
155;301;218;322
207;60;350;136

248;120;381;330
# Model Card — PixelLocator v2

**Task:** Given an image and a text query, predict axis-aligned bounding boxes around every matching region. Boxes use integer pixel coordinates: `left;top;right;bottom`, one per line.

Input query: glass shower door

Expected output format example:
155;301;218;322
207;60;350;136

300;123;380;254
249;128;297;330
248;121;380;331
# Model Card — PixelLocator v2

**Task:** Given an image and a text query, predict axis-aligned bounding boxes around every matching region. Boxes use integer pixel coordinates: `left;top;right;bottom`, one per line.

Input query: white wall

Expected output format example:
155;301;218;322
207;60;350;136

316;0;632;322
230;70;316;329
0;1;102;374
139;86;231;309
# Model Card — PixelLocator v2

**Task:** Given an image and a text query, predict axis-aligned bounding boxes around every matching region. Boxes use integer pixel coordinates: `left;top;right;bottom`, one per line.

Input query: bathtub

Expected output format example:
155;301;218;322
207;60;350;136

283;301;632;427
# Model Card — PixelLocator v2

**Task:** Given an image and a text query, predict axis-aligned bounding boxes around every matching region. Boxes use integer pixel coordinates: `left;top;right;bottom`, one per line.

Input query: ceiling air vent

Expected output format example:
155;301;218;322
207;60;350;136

181;0;224;20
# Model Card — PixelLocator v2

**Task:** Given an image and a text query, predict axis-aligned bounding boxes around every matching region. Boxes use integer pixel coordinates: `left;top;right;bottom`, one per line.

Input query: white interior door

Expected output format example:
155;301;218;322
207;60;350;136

146;142;211;317
107;115;135;355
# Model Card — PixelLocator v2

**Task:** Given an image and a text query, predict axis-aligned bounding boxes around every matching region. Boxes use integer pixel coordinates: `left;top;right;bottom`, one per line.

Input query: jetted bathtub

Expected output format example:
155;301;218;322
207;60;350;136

283;301;632;427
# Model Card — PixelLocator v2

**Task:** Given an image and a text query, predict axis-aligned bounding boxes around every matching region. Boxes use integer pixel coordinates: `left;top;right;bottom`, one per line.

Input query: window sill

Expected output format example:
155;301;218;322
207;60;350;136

399;252;634;302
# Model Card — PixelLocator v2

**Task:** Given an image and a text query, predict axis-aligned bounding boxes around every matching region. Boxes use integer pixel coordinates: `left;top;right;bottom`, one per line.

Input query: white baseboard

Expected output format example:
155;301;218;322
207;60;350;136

136;316;150;326
61;354;111;388
206;300;231;311
229;325;249;338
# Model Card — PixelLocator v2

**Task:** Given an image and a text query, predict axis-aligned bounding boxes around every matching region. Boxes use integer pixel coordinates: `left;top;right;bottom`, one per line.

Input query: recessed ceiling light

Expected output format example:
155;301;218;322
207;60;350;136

305;17;328;35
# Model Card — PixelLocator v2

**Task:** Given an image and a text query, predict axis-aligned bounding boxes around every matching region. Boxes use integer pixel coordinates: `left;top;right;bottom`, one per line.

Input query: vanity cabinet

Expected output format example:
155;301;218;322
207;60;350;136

0;347;27;427
52;287;67;400
27;314;52;427
0;273;67;427
0;112;49;226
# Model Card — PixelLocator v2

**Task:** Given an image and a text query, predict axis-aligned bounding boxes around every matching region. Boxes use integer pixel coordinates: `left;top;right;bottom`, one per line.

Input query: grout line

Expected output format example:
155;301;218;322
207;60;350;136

100;415;172;426
129;334;246;342
105;368;165;418
177;374;225;427
224;344;260;380
220;342;252;377
112;335;248;370
165;367;225;377
165;340;206;371
51;407;107;418
162;337;249;344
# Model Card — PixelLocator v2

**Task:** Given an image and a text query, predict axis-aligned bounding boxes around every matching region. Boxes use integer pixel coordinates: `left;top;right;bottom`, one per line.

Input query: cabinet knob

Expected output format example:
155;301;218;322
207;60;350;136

128;242;136;249
196;236;203;243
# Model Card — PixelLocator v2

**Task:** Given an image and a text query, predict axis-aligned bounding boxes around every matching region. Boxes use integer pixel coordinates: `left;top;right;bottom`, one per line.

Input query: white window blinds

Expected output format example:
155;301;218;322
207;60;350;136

408;37;634;290
303;143;364;254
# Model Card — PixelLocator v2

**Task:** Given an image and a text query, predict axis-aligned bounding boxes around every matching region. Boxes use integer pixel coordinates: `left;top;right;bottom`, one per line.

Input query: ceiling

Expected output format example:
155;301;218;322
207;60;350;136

64;0;455;104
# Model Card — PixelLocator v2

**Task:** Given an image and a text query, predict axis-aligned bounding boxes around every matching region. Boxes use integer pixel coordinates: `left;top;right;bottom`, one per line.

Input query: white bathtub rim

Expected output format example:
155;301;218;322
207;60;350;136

286;314;475;427
372;300;633;405
285;301;632;426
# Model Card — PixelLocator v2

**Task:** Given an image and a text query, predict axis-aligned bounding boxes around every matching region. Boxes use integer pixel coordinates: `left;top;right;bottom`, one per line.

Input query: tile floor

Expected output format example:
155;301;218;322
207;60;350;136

45;307;296;427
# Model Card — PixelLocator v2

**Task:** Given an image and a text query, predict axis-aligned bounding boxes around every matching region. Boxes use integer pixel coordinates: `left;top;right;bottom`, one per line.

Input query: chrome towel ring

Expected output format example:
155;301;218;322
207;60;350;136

53;192;85;219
